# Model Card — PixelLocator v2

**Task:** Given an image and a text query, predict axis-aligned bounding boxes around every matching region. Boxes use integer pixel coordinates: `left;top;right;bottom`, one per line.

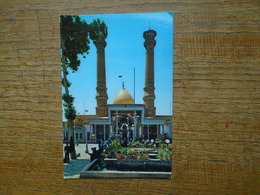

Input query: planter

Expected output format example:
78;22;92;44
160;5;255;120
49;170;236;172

160;155;163;160
80;159;172;179
116;153;123;159
160;144;166;149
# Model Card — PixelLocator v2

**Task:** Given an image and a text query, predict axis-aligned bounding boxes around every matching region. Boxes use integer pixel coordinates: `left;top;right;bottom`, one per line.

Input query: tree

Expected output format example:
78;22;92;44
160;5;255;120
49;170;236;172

60;16;108;159
60;15;90;159
89;18;108;41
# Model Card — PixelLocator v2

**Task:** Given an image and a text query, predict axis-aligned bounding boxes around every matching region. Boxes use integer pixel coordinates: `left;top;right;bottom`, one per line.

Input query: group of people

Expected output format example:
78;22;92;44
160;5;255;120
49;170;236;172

98;137;172;149
64;136;172;163
97;138;109;148
87;146;104;162
63;136;76;163
137;137;171;146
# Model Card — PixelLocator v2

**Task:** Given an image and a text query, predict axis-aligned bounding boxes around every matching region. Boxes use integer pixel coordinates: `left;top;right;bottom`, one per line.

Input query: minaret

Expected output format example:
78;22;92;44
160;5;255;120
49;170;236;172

95;39;108;116
143;29;157;117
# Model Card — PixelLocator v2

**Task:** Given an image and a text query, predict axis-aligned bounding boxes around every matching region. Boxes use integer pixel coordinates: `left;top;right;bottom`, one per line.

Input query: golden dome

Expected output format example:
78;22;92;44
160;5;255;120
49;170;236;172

113;88;134;104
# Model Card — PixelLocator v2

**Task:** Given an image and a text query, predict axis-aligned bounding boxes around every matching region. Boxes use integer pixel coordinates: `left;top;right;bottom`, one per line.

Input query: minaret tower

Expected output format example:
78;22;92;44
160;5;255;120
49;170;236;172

143;29;157;117
95;38;108;116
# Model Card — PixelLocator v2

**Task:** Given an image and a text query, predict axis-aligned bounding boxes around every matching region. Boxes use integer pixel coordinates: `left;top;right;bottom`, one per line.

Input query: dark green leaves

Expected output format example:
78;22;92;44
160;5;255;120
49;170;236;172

89;18;108;41
60;15;108;123
60;15;90;71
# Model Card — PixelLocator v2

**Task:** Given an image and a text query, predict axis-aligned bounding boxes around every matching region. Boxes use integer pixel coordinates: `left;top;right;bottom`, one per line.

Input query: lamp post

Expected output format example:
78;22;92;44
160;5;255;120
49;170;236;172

133;110;136;141
84;109;89;153
85;125;89;153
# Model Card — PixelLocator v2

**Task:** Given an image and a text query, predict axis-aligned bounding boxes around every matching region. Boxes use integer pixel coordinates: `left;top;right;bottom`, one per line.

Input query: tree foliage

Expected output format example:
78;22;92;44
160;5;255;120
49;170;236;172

60;15;90;71
60;15;108;159
60;15;90;125
89;18;108;41
60;15;91;160
62;94;76;120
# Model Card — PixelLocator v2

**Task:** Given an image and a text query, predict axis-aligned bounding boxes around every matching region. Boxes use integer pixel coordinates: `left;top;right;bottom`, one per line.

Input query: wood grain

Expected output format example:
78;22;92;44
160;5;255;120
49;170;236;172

0;0;259;194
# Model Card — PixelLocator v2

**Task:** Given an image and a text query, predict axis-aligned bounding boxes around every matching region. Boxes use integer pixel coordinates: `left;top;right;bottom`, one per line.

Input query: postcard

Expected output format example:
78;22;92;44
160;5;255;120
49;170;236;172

61;12;173;179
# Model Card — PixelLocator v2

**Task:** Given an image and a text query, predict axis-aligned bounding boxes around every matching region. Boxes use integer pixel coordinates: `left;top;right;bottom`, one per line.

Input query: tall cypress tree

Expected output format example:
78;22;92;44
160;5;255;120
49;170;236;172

60;15;90;159
60;16;108;159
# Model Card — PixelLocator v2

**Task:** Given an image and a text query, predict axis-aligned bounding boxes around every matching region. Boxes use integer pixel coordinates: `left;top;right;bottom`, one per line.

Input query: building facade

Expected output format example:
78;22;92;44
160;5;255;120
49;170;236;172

63;29;172;143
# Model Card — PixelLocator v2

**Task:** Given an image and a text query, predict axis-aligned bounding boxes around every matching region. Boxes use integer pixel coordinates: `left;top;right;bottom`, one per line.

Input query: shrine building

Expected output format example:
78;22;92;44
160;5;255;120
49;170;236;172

63;29;172;143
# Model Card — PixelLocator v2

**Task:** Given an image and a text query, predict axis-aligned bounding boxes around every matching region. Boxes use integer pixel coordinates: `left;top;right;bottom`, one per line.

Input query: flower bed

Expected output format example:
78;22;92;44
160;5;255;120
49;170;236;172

102;140;172;160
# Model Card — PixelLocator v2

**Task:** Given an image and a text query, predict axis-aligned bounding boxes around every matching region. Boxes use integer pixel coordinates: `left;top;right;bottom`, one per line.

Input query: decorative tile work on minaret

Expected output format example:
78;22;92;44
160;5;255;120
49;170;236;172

95;39;108;116
143;30;157;117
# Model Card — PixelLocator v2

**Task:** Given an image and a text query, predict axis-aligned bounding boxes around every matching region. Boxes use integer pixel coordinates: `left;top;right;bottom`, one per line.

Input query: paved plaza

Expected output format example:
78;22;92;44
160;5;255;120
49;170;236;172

63;143;98;179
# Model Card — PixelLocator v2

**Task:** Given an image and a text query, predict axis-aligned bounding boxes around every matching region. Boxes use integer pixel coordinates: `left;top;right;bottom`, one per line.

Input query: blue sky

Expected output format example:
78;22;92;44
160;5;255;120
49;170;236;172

63;12;174;119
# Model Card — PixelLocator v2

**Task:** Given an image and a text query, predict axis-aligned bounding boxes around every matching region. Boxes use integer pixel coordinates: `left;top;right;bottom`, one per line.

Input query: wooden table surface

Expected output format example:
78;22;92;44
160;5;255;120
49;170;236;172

0;0;259;194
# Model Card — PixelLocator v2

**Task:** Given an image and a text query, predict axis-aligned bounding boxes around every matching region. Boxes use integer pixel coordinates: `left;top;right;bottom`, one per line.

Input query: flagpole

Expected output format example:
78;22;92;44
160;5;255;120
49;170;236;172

133;67;136;141
134;67;135;104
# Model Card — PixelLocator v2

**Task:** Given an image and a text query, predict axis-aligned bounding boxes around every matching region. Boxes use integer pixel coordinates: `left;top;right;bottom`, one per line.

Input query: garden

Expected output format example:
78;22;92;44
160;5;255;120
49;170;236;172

80;139;172;178
103;139;172;161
